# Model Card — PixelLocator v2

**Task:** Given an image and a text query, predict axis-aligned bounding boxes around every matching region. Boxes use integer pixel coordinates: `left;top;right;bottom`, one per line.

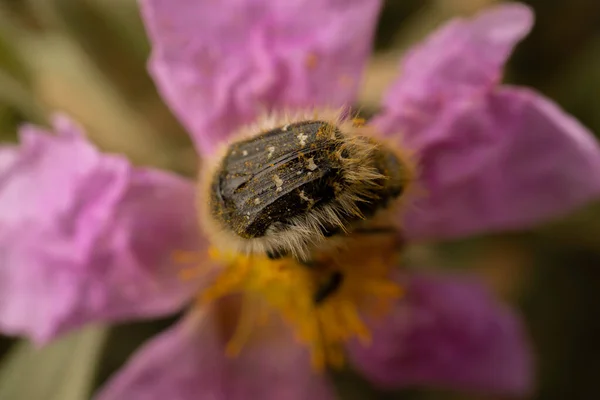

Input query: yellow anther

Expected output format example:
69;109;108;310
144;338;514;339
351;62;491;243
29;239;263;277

200;244;402;369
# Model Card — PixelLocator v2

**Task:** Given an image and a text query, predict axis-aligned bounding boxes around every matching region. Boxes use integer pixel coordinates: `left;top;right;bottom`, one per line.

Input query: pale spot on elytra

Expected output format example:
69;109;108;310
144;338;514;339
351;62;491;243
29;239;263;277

297;132;308;147
273;175;283;192
306;157;318;171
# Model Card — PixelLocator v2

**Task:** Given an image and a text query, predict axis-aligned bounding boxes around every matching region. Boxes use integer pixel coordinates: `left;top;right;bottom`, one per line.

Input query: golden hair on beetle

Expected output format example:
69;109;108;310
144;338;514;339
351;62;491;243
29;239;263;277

198;108;415;261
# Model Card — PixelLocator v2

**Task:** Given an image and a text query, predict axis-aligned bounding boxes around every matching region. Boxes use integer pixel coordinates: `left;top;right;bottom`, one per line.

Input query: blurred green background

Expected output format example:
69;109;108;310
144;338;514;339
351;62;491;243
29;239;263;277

0;0;599;399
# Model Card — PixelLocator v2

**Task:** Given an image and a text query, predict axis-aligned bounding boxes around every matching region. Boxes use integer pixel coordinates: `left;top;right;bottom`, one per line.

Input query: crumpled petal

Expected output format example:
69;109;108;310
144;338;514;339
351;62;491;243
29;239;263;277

348;273;533;396
375;3;533;139
95;306;336;400
140;0;382;155
399;87;600;239
0;115;205;343
374;4;600;239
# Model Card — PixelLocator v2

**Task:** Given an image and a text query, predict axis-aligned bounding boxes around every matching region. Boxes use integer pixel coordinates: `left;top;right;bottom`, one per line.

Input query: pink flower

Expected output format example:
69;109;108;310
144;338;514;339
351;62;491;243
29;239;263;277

1;1;599;399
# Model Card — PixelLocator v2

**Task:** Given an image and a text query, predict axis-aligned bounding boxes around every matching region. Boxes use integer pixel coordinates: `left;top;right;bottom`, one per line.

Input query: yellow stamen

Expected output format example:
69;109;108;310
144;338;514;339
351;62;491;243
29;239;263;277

200;235;403;370
352;117;366;127
225;297;258;357
172;250;210;281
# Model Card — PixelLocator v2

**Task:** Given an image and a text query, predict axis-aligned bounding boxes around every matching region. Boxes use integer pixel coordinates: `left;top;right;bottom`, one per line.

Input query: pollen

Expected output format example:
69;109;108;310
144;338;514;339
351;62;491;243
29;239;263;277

297;132;308;147
201;235;403;370
306;157;318;171
272;174;283;188
352;117;366;127
305;52;319;70
298;190;314;205
339;74;354;88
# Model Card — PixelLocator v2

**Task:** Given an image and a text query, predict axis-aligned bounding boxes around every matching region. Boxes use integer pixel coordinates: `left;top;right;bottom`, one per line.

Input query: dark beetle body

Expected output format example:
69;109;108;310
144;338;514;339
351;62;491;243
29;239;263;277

211;121;346;238
210;120;406;250
359;146;406;216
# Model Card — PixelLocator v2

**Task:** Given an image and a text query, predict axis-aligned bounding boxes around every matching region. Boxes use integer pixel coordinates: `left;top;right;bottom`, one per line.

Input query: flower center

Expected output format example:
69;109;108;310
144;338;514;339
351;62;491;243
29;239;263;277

196;234;403;370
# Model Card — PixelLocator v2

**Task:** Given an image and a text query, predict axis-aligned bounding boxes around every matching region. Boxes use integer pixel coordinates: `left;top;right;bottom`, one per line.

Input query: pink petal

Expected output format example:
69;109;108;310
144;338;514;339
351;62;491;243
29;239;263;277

348;273;533;396
400;87;600;239
375;3;533;139
373;4;600;239
95;307;336;400
0;115;205;343
140;0;382;155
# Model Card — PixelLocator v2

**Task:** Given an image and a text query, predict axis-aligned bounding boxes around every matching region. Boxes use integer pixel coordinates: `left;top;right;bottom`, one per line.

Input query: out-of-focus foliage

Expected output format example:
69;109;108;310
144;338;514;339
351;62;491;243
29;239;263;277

0;0;196;174
0;326;107;400
0;0;599;399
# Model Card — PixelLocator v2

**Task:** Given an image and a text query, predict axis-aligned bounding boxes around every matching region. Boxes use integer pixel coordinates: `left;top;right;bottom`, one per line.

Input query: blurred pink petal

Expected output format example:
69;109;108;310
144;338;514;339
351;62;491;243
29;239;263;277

348;273;533;396
375;3;533;138
0;116;204;343
374;4;600;239
95;307;336;400
140;0;381;155
400;87;600;239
